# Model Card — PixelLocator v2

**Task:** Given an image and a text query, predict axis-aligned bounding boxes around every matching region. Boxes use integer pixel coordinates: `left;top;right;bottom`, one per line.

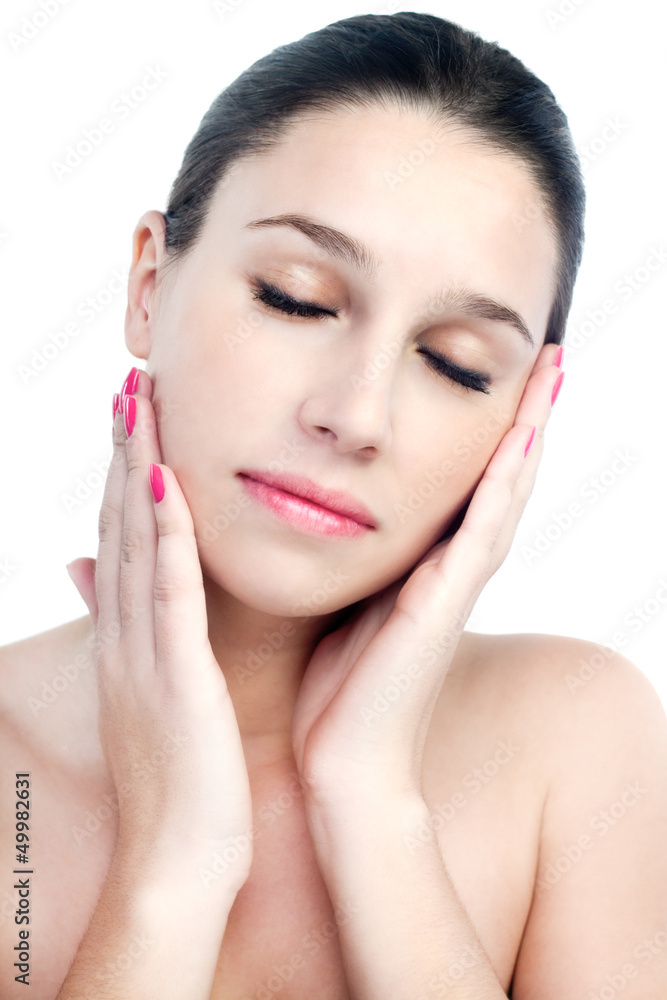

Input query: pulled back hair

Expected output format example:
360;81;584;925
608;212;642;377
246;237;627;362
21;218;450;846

161;11;586;346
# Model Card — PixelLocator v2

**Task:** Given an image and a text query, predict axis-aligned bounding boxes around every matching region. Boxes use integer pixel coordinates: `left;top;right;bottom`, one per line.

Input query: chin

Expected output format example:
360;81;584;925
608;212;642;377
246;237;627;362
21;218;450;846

196;541;358;619
197;527;431;621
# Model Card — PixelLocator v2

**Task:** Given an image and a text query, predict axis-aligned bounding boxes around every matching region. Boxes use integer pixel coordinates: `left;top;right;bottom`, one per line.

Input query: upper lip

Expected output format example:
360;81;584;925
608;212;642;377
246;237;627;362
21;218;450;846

237;469;378;528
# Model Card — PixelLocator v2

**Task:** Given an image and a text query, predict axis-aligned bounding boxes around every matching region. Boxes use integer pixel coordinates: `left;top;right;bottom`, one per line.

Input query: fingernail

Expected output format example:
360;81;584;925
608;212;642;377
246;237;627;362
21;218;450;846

524;425;536;458
119;367;140;415
112;393;119;420
551;370;565;407
123;394;136;437
553;345;564;369
149;463;165;503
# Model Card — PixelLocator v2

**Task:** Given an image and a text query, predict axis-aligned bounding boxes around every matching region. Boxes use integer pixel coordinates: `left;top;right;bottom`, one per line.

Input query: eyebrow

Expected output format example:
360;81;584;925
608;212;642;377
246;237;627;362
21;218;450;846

243;213;535;347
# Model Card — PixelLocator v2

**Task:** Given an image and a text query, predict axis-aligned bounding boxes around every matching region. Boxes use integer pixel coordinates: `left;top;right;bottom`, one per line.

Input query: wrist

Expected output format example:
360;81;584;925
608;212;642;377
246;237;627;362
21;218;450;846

303;779;428;836
303;787;431;895
301;763;425;815
113;825;252;899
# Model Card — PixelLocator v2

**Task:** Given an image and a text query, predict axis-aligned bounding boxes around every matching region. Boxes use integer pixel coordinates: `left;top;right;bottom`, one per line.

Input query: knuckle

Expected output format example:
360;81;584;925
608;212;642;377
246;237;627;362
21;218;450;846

125;448;147;475
481;520;503;548
152;576;183;604
111;421;124;447
156;518;178;538
120;525;146;565
98;501;121;542
153;569;199;604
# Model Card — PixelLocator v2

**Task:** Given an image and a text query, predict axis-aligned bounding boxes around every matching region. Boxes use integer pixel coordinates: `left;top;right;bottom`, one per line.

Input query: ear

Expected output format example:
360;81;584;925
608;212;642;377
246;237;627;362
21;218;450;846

124;210;168;362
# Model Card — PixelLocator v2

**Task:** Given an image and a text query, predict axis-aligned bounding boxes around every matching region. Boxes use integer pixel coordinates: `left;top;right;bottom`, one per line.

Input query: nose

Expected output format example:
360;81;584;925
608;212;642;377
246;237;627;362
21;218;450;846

297;335;400;456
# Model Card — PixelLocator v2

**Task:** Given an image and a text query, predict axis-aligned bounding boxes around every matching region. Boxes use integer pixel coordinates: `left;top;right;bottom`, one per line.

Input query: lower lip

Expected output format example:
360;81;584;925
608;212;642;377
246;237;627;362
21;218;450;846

237;474;372;538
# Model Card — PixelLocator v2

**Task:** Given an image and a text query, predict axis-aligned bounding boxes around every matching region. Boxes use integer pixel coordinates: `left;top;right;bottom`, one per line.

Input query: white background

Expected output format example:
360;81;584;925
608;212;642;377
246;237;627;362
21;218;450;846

1;0;665;709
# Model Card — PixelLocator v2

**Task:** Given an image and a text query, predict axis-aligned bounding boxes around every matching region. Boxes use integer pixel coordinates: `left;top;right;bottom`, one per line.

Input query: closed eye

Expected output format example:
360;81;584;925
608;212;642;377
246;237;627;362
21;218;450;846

416;348;492;394
251;279;338;320
250;279;493;394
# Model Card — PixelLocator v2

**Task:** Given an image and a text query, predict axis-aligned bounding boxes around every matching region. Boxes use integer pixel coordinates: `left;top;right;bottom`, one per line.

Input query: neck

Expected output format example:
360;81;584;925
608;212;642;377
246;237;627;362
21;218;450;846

202;575;352;770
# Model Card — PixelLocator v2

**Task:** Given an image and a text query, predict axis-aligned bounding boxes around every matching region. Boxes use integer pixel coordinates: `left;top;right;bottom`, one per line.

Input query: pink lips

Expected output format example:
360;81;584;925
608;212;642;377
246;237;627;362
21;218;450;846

236;469;377;538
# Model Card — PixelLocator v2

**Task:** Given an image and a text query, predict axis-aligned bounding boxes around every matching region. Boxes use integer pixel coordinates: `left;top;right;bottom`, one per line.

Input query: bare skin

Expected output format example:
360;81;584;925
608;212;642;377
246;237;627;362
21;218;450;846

1;103;666;998
0;616;665;998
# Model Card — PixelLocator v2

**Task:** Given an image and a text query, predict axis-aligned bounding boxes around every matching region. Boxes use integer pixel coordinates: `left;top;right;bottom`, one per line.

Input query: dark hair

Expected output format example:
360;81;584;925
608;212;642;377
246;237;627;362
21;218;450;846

161;11;585;346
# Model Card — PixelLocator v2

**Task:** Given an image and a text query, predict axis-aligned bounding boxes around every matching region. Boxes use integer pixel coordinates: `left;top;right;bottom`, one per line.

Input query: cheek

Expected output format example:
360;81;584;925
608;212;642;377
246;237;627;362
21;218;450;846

393;407;511;545
151;308;278;463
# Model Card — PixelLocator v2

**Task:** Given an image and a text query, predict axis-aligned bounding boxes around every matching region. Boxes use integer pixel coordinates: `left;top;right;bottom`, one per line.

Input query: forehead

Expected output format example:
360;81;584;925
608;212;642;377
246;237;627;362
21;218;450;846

203;103;559;345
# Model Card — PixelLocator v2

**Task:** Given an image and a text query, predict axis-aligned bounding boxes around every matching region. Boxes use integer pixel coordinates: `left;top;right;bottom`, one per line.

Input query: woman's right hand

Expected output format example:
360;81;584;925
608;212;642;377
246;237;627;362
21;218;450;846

66;367;253;893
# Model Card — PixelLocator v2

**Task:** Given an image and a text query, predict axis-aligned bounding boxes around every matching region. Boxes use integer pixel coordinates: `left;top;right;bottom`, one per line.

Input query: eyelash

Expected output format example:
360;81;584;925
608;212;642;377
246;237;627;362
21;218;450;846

251;280;336;320
250;279;492;394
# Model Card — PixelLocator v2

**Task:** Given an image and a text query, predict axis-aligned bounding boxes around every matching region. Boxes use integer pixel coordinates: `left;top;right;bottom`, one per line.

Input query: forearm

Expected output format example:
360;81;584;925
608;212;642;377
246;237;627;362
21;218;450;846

55;834;241;999
304;791;506;1000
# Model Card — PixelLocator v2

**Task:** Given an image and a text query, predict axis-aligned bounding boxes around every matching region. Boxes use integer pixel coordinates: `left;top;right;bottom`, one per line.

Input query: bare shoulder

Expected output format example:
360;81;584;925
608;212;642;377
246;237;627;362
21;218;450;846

448;627;665;732
453;632;667;998
0;615;103;772
446;628;667;823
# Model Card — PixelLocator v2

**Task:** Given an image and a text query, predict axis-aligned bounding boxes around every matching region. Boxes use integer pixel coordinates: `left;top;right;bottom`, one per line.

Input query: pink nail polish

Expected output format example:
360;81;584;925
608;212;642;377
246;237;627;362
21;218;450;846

553;345;564;369
120;367;140;415
524;426;536;458
123;394;136;437
149;463;165;503
112;393;119;420
551;370;565;407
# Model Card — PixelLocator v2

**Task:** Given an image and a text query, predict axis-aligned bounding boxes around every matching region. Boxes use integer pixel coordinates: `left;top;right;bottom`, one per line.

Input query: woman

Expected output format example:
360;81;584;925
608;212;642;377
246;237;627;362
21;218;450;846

2;11;666;999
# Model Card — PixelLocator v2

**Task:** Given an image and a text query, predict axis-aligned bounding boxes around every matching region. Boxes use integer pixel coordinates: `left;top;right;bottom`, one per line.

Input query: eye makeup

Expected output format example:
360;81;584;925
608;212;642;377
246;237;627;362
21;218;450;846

250;278;493;394
251;278;338;320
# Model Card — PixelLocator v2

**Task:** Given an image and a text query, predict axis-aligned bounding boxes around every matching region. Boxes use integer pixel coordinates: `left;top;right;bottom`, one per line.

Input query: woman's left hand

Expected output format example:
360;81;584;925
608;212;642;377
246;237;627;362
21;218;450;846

291;344;564;809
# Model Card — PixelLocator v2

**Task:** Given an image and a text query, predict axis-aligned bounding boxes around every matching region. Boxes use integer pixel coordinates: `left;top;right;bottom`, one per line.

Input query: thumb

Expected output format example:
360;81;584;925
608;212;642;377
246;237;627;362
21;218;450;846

65;557;99;625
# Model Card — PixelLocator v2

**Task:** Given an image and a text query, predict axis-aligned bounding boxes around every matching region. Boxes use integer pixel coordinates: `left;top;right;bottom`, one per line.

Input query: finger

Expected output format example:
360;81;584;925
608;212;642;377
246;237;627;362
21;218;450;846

148;463;221;693
491;355;562;525
95;368;152;645
117;386;164;674
532;340;564;374
440;421;535;586
495;343;564;521
95;391;131;640
514;343;564;439
481;347;565;572
119;365;153;413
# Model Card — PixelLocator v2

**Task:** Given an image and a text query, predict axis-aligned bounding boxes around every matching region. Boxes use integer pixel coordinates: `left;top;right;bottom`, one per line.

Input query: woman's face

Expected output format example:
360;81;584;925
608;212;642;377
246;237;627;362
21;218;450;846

134;104;558;617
